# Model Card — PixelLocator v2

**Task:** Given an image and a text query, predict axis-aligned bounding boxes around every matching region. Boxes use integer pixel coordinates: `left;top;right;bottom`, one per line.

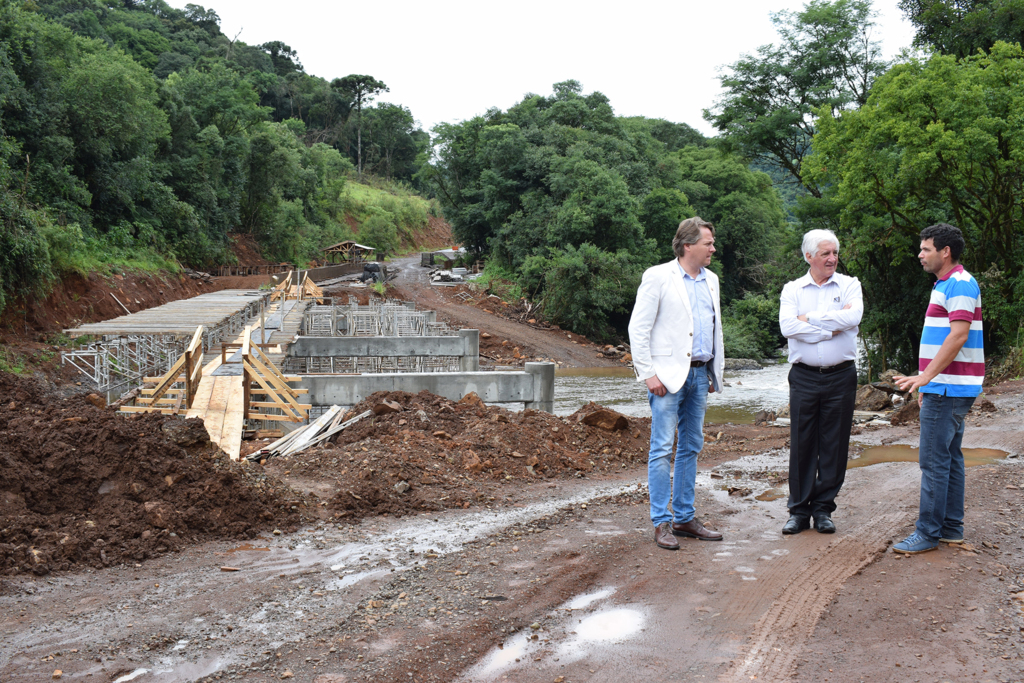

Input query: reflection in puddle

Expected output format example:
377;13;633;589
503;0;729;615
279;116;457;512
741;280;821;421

470;590;642;680
474;632;535;677
565;587;615;610
849;445;1006;469
557;608;645;659
755;488;787;502
225;544;270;553
326;568;390;590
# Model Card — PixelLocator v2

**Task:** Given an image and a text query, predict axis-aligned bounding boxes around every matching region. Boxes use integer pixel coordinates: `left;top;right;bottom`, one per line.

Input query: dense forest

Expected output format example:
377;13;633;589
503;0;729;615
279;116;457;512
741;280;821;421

1;0;1022;377
702;0;1024;374
425;0;1024;371
0;0;431;314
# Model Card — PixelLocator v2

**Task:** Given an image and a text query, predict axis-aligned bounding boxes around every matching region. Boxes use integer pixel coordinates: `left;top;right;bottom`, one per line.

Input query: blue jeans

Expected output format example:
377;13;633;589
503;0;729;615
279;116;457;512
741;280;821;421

648;366;709;527
916;392;976;541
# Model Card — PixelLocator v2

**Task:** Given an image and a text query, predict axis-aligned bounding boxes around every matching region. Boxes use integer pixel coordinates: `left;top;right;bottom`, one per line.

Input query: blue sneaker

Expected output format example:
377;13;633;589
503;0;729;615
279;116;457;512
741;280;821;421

939;535;964;544
893;531;938;554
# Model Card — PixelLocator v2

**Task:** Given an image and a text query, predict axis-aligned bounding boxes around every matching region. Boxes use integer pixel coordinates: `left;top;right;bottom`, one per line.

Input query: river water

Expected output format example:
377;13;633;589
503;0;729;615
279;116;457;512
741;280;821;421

554;363;792;423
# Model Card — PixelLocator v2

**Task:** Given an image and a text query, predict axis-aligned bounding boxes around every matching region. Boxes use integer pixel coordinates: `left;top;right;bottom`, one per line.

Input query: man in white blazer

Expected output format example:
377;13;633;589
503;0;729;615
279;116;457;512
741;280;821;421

629;217;726;550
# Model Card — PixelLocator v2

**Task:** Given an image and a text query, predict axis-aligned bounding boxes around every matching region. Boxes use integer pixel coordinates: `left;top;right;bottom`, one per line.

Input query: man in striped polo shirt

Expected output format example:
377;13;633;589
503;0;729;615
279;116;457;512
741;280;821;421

893;223;984;554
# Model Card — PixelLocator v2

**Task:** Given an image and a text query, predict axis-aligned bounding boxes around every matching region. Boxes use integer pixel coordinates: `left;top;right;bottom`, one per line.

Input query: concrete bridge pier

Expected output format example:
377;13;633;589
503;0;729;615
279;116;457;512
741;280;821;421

524;362;555;412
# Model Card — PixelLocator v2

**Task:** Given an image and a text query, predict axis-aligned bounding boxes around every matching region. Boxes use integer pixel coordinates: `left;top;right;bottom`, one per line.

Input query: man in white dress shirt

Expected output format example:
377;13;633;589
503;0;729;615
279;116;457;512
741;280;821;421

778;229;863;535
629;217;726;550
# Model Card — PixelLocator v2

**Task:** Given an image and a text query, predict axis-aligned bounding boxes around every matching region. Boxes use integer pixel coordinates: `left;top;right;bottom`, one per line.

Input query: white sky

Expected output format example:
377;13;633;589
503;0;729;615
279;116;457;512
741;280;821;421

167;0;917;137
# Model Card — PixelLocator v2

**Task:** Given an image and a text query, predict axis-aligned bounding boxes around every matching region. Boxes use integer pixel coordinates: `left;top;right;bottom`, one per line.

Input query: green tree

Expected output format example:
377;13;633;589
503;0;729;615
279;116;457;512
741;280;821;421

806;41;1024;368
357;102;426;181
899;0;1024;57
675;146;787;302
359;209;399;259
333;74;388;177
638;188;695;261
705;0;889;195
523;243;643;340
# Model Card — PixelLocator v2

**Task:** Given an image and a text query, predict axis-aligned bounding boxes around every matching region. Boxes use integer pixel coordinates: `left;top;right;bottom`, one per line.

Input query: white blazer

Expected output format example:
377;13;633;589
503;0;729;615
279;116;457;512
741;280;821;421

628;259;725;395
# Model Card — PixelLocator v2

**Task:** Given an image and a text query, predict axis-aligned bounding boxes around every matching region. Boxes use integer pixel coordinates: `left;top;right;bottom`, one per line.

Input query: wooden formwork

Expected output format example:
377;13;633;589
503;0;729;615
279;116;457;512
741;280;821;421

241;328;308;423
119;326;204;415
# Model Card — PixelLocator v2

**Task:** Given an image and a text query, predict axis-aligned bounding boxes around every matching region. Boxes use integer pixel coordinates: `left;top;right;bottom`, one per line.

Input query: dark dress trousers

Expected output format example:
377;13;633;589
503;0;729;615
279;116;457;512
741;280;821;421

787;362;857;516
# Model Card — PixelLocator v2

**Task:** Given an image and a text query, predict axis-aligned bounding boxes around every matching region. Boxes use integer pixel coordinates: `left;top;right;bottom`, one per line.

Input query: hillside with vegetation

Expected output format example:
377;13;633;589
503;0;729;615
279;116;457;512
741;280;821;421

0;0;437;317
2;0;1022;378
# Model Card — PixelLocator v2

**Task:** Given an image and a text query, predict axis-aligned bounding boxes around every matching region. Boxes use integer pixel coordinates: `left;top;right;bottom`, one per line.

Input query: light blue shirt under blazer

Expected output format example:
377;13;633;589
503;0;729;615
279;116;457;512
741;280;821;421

679;263;715;362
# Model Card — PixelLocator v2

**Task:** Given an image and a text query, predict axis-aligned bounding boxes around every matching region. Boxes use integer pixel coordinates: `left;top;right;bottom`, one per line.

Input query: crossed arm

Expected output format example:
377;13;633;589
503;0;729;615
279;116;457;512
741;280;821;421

779;279;863;342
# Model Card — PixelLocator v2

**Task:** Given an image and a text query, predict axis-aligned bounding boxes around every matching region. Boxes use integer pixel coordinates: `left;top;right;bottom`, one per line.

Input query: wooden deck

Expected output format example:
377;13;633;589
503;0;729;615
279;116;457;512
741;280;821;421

65;290;267;337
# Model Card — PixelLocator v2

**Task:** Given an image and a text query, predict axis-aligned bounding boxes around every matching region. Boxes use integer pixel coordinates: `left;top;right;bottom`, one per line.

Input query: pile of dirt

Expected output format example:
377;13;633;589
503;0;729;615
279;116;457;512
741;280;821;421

0;372;303;576
253;392;651;521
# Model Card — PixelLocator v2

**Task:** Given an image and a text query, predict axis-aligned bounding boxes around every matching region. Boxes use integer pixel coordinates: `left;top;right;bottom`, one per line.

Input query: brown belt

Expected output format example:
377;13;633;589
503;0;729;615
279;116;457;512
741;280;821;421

690;359;711;368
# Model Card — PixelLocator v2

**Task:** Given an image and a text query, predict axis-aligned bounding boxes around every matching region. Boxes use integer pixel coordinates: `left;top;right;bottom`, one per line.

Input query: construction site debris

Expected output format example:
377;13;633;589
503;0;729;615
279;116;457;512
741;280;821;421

183;268;213;282
249;391;652;522
579;406;630;431
251;408;372;460
430;269;464;284
0;371;301;575
855;384;892;411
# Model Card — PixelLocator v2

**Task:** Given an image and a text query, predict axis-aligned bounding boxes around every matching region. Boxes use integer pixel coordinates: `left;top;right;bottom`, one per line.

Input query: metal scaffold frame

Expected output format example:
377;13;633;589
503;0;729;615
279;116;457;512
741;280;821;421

289;301;461;375
61;290;270;397
61;334;190;397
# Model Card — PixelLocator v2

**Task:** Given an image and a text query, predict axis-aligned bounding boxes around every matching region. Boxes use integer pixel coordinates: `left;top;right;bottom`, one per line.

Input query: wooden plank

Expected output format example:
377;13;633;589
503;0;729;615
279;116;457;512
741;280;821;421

119;406;187;415
147;354;188;405
249;412;309;423
250;401;309;411
245;352;306;414
201;376;230;443
220;375;246;461
243;359;303;420
280;406;340;457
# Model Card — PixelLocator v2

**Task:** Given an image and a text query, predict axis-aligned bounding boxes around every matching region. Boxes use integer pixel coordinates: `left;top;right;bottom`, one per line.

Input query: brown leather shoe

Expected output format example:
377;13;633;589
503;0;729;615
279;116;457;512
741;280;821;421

671;518;723;541
654;522;680;550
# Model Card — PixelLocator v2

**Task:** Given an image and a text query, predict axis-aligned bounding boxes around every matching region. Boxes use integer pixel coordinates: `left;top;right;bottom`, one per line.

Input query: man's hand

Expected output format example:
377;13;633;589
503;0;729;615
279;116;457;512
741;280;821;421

893;320;971;401
645;375;667;397
893;373;929;394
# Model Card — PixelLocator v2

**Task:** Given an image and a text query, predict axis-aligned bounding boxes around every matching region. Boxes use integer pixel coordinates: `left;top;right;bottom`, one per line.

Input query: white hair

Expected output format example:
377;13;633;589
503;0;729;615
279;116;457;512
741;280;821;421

801;229;840;264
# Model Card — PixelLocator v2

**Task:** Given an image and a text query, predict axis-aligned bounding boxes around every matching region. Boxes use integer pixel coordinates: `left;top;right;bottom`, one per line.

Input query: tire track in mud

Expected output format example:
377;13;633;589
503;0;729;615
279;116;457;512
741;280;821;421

722;507;909;682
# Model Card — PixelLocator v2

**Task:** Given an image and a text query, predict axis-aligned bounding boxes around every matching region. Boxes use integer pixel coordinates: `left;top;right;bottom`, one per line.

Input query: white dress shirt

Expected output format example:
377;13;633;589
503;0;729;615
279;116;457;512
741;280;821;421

779;271;863;367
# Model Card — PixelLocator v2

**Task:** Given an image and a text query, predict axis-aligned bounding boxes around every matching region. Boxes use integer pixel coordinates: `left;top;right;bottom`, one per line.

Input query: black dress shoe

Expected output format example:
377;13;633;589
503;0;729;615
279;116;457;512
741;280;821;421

813;513;836;534
782;515;810;535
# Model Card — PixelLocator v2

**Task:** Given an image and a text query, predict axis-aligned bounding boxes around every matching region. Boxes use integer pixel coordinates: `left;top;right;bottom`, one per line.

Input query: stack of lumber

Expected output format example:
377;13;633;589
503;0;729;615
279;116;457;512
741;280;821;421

248;407;372;460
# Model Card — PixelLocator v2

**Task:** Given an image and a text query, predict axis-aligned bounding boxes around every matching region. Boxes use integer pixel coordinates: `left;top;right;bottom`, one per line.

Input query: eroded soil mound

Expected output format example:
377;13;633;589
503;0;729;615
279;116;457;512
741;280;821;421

254;391;651;521
0;372;301;576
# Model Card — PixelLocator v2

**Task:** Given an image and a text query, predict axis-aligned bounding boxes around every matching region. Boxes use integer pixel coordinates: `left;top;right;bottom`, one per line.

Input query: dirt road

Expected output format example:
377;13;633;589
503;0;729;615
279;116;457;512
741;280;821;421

376;255;624;369
2;253;1023;683
3;391;1021;682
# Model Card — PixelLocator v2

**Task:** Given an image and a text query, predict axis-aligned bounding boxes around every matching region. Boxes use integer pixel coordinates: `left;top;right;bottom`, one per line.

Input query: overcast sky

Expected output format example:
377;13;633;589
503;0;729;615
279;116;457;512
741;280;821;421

167;0;918;137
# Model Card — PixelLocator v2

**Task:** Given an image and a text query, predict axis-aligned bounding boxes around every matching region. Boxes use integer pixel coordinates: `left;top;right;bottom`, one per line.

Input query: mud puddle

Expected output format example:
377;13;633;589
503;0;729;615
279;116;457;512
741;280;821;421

466;587;645;681
848;444;1007;468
